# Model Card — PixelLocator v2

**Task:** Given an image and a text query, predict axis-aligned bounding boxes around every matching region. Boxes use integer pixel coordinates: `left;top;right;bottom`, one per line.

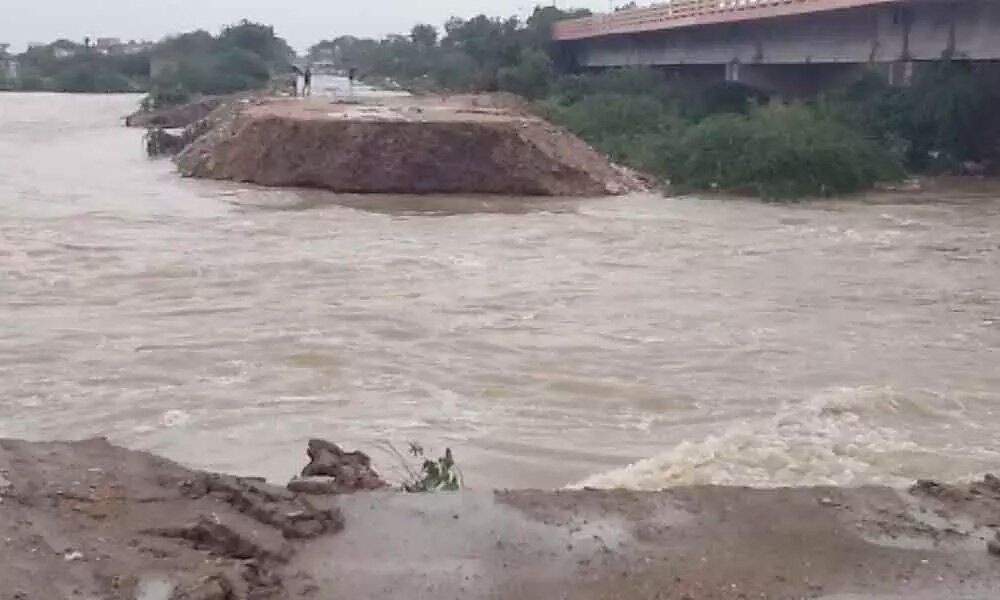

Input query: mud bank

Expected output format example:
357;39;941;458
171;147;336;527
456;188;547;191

172;97;646;196
125;97;226;129
2;439;999;599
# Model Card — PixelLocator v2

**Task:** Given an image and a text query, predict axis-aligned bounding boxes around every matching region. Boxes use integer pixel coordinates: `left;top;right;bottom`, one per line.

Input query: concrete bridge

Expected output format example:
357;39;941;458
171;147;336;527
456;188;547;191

553;0;1000;96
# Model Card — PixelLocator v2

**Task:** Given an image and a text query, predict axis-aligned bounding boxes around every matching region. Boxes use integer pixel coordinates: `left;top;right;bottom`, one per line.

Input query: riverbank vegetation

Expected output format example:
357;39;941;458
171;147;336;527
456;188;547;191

310;7;999;198
9;6;998;199
3;21;294;99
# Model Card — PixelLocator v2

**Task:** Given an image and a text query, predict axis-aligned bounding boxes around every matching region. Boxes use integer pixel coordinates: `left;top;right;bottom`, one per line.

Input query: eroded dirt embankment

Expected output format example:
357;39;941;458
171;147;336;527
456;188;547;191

125;97;226;129
2;438;1000;600
171;97;646;196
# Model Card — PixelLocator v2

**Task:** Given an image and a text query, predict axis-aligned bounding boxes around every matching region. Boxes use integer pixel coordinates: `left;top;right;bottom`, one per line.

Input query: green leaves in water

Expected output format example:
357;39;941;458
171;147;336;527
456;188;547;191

403;445;462;493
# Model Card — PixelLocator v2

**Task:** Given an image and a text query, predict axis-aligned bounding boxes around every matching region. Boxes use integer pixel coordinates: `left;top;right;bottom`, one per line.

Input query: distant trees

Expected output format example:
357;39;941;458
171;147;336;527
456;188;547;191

9;20;295;95
150;20;295;96
307;6;592;97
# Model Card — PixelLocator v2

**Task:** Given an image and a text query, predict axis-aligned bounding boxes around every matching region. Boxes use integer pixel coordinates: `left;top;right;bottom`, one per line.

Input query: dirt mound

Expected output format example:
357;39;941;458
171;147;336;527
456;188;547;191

174;98;646;196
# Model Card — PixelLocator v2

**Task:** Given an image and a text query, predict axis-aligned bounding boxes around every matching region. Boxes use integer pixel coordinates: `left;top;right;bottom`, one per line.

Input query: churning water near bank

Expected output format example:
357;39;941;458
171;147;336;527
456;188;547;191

2;93;999;489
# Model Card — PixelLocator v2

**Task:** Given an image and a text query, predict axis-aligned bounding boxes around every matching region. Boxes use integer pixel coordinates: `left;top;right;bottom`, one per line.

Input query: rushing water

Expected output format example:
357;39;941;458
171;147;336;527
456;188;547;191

2;92;999;490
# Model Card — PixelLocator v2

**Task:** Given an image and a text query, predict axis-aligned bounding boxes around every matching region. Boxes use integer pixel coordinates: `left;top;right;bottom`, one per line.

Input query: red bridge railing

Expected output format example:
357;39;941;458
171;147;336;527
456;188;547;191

553;0;902;40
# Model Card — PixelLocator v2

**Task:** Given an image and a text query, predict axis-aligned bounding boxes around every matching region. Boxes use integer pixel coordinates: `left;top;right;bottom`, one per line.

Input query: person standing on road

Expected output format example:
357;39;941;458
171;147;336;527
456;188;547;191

303;67;313;97
289;65;302;97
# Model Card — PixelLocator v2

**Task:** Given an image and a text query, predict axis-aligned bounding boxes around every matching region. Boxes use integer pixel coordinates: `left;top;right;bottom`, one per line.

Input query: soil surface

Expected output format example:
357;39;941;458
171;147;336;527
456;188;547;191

173;96;646;196
2;439;999;600
0;438;342;600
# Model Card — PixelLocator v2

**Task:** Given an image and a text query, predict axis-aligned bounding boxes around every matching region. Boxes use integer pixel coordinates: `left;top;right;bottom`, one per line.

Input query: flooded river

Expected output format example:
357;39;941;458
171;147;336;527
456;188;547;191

2;93;999;489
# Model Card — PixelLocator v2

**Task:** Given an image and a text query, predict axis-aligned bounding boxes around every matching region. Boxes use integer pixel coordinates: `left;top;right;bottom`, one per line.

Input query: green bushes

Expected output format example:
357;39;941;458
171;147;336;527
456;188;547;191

51;62;134;93
539;92;684;174
497;48;554;99
139;83;191;111
668;105;904;198
149;21;292;101
819;62;1000;173
542;92;904;199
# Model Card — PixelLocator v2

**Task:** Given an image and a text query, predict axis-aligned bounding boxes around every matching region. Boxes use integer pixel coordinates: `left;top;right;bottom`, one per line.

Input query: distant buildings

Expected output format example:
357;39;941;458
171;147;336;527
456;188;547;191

96;37;121;51
93;38;152;55
0;37;153;78
119;41;154;55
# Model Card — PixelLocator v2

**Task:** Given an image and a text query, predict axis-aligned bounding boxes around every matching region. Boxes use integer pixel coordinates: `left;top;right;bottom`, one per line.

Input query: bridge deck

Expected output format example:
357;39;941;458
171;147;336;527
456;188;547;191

553;0;903;40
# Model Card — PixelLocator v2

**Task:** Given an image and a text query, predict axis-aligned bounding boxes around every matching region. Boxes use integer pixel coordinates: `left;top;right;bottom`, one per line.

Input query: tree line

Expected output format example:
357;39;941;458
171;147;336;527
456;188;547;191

0;21;295;98
307;6;589;98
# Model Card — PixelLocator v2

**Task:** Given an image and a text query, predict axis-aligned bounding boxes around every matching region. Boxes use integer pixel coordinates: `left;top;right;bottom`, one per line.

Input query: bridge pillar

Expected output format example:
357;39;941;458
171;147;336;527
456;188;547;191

887;60;915;87
725;62;741;83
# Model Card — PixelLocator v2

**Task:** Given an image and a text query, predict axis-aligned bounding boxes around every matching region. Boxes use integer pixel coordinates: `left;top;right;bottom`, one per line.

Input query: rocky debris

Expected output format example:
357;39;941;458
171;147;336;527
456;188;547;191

910;474;1000;557
146;128;190;157
287;438;387;495
174;97;647;197
171;574;234;600
150;515;292;562
186;472;344;538
144;99;260;158
126;97;226;129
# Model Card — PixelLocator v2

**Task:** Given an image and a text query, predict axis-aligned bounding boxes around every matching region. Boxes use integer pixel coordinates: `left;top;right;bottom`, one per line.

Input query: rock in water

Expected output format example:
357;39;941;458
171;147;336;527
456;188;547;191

288;439;387;494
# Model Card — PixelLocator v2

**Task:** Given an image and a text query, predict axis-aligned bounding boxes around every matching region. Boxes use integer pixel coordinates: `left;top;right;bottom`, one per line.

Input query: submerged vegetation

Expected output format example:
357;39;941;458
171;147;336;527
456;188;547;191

377;442;464;493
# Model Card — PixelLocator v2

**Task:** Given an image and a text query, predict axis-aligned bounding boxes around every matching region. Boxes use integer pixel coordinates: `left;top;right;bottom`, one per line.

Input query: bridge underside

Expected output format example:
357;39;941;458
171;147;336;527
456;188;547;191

561;0;1000;96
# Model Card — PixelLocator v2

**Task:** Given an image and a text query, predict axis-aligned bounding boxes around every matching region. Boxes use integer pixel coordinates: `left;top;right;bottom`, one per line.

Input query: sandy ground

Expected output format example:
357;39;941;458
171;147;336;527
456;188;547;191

1;438;998;599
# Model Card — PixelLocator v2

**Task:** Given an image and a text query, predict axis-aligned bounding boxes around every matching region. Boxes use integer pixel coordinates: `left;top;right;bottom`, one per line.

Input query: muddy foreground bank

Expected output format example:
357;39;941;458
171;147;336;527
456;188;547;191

1;438;999;599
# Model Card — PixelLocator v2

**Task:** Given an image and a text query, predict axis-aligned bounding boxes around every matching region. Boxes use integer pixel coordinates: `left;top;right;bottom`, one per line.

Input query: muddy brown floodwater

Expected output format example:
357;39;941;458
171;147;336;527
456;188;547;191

1;92;999;491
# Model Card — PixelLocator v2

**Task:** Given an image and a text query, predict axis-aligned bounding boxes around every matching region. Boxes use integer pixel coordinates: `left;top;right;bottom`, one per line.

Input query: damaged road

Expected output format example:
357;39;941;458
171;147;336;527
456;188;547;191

2;438;999;599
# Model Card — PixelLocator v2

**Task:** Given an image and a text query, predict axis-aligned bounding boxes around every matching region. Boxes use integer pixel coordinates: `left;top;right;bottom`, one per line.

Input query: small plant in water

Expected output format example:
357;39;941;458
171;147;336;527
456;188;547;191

376;441;463;492
404;446;462;492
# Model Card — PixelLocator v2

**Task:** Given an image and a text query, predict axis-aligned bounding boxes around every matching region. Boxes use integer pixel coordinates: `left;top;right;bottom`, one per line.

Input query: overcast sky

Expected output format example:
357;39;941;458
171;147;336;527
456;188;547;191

4;0;612;52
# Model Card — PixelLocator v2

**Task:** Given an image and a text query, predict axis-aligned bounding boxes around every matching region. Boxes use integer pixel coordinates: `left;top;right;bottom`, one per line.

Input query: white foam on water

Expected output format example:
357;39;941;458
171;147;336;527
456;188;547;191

159;409;191;428
574;387;925;490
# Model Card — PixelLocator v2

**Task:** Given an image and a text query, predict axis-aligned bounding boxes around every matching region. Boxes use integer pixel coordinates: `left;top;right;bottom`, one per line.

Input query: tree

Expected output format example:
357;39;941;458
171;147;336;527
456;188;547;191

410;24;438;49
218;20;294;67
498;48;554;99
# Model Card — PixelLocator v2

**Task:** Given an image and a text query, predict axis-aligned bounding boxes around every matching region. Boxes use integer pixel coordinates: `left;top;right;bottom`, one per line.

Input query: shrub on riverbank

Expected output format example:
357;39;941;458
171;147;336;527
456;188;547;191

542;95;904;199
538;92;683;175
821;62;1000;173
668;105;905;198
